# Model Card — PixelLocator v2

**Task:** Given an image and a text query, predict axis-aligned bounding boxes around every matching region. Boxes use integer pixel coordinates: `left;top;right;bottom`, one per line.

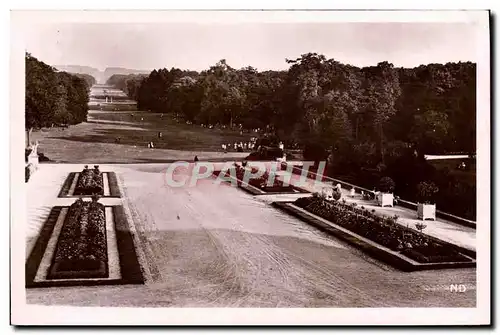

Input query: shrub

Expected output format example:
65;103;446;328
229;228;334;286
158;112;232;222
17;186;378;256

25;164;31;182
333;188;342;201
416;181;439;204
379;177;395;193
303;142;328;164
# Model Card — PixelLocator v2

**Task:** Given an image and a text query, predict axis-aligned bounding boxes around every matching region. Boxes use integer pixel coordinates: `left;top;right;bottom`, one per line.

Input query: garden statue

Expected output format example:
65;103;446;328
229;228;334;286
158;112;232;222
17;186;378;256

27;140;40;167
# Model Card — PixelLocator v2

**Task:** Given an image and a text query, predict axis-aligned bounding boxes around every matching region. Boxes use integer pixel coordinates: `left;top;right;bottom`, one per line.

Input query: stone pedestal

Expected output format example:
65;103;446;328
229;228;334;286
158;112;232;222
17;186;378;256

377;193;394;207
27;141;39;168
417;203;436;221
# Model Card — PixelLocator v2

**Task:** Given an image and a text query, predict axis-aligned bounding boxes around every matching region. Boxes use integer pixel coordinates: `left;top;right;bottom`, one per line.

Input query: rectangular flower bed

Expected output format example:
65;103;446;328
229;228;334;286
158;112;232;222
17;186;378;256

273;194;475;271
47;197;108;279
213;164;309;195
58;168;122;197
74;165;104;196
26;203;144;288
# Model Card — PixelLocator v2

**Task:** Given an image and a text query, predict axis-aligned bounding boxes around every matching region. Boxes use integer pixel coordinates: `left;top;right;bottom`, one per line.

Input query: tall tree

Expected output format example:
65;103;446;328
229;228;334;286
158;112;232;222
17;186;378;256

363;61;402;163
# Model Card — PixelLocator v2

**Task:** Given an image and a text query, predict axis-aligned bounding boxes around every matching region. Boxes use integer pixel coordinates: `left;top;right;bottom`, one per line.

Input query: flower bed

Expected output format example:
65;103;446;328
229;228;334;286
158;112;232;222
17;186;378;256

74;165;104;196
47;197;108;279
26;205;144;288
214;164;307;194
293;195;470;263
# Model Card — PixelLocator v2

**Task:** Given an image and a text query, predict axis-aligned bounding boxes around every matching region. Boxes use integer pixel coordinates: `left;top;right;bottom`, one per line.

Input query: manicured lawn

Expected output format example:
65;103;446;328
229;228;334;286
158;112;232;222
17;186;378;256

29;109;252;163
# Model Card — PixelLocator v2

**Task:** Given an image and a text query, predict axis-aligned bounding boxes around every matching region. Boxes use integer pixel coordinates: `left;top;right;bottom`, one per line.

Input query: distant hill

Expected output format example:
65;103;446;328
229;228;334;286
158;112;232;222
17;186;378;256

102;67;150;83
54;65;151;84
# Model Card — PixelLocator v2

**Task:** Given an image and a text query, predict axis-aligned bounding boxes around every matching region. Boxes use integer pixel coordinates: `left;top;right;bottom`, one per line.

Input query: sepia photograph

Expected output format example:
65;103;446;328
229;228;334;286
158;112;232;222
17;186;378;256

10;9;490;326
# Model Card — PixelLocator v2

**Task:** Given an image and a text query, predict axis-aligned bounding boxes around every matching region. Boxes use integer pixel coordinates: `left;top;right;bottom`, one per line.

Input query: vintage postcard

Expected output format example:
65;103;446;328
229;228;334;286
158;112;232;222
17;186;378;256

10;10;490;326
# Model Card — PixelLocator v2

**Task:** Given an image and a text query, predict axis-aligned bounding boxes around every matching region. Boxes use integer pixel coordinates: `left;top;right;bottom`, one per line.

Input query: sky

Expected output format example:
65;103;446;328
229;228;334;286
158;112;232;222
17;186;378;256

22;22;480;71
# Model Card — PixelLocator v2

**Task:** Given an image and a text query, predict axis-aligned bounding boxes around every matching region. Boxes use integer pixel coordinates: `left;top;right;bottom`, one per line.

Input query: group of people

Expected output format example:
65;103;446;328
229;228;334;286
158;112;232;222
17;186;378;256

221;140;257;153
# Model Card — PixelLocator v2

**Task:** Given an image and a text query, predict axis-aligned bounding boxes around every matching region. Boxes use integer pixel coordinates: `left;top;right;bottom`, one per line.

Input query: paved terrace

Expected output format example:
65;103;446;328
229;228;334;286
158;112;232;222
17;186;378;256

24;163;476;308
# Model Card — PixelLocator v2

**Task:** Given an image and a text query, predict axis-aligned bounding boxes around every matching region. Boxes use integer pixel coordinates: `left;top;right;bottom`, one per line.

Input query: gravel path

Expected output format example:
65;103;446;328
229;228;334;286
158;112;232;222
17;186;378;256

25;164;476;307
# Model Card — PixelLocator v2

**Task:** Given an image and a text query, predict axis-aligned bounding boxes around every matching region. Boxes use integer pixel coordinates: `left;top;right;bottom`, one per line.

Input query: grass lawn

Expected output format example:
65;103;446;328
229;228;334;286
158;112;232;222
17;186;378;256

29;109;253;163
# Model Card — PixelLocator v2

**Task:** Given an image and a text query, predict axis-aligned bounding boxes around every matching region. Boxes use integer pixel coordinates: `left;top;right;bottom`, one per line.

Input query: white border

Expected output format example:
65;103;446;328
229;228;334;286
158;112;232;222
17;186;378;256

9;9;491;326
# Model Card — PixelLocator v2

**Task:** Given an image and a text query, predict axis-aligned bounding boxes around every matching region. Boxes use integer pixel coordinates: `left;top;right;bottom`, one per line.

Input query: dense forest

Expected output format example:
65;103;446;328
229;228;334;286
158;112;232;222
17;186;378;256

107;53;477;219
25;53;94;143
110;53;476;157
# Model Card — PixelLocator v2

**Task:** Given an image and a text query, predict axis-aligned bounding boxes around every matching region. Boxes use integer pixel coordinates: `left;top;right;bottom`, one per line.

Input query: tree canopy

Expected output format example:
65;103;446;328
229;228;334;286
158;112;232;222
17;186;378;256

26;53;91;131
117;53;475;159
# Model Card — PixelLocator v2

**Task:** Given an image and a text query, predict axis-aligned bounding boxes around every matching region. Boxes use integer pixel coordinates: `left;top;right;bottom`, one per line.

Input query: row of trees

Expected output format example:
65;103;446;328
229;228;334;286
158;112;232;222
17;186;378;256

73;73;97;88
106;73;148;101
25;53;93;143
110;54;475;159
107;53;476;219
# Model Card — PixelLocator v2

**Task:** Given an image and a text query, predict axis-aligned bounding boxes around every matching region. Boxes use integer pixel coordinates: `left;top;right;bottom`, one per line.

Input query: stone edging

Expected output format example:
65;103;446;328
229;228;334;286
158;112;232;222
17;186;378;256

58;172;122;198
212;171;311;196
25;205;144;288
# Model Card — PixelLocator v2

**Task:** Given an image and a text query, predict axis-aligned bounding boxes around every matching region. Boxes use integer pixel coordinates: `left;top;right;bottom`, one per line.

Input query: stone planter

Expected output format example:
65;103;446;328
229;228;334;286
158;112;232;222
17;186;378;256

377;192;394;207
28;153;39;167
417;203;436;221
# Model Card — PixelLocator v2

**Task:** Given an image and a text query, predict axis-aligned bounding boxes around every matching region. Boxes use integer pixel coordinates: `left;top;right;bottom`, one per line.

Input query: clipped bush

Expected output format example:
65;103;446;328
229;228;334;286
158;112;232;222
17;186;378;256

416;181;439;204
379;176;395;193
